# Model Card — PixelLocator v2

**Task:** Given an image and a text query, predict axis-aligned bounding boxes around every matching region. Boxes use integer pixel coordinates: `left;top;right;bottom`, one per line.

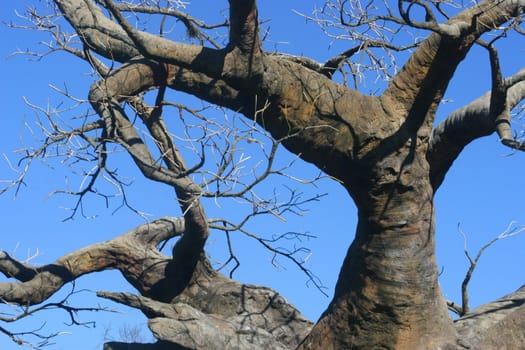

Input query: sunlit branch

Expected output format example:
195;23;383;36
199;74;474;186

454;222;525;316
428;67;525;189
0;217;184;305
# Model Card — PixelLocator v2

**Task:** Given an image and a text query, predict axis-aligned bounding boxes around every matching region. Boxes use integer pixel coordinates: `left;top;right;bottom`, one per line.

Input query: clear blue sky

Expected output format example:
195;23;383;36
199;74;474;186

1;1;524;349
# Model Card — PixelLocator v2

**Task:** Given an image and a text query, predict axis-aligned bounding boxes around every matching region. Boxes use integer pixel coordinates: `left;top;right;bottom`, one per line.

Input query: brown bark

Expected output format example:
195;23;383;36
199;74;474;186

3;0;525;349
298;151;456;349
0;217;311;349
0;217;184;304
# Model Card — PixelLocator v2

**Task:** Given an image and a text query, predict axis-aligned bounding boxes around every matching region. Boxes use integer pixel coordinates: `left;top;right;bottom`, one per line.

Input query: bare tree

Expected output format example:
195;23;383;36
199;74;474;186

2;0;525;349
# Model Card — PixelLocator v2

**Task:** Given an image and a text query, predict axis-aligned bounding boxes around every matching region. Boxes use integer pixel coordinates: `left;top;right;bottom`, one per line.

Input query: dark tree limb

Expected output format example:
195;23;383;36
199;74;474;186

483;41;516;149
0;252;38;282
101;0;264;88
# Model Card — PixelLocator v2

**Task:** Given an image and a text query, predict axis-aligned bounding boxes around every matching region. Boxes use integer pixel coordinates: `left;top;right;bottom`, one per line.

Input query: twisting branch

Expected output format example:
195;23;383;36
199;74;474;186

0;217;185;305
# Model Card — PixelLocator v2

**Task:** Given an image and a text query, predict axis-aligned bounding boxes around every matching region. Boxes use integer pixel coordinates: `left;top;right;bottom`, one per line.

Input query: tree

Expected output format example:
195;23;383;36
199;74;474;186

2;0;525;349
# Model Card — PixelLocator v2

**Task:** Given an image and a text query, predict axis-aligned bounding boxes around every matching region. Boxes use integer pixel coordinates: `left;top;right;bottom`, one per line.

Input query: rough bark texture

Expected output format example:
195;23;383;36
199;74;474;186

3;0;525;349
455;285;525;349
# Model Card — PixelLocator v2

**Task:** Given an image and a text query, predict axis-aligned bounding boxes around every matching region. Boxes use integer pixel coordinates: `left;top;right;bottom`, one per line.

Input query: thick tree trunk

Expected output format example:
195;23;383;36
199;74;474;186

299;147;457;349
4;1;525;349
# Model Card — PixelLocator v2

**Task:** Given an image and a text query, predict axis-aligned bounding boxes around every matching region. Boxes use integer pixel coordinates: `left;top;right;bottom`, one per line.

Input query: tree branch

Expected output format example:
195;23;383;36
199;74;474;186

109;2;227;49
101;0;263;87
0;217;184;305
383;0;525;134
428;68;525;189
397;0;471;37
456;222;525;316
53;0;138;61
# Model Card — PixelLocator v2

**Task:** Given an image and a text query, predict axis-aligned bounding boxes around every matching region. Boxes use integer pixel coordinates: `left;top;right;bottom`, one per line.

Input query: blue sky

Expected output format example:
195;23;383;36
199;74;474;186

1;1;525;349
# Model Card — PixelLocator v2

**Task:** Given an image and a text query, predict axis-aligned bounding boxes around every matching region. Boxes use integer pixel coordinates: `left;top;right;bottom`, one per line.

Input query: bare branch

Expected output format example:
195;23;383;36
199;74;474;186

456;222;525;316
320;40;420;81
210;218;328;297
0;283;115;349
397;0;470;37
428;68;525;189
6;6;85;62
0;217;184;305
108;2;228;49
100;0;227;77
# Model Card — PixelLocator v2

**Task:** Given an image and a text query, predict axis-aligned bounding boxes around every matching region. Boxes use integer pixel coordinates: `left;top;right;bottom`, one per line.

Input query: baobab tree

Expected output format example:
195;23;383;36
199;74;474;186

2;0;525;349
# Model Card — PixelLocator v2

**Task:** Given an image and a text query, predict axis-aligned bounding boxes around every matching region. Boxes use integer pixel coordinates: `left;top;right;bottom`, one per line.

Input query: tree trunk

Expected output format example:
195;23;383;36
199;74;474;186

4;0;525;349
299;144;457;349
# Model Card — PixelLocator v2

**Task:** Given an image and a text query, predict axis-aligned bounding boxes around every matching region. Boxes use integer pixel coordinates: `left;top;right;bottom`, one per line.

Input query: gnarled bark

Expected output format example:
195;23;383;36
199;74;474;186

455;285;525;349
3;0;525;349
0;217;312;349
